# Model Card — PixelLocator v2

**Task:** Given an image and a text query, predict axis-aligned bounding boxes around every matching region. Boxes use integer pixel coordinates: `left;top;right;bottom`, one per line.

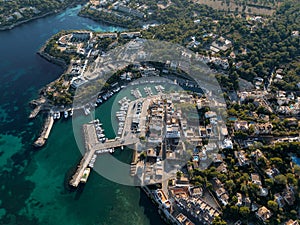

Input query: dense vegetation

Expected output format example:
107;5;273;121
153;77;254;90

142;0;300;91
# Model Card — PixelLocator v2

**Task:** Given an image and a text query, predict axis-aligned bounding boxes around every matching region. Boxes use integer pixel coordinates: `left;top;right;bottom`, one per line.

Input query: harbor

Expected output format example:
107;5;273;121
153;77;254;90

68;82;172;187
69;120;140;187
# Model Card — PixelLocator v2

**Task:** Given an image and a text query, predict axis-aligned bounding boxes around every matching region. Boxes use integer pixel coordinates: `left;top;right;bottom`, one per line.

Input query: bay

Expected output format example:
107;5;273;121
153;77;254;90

0;5;166;225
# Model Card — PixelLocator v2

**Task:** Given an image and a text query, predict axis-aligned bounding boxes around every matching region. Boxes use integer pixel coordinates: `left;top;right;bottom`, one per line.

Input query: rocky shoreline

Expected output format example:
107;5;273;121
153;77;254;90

0;1;87;31
31;42;71;147
78;12;129;29
37;47;68;69
0;12;55;31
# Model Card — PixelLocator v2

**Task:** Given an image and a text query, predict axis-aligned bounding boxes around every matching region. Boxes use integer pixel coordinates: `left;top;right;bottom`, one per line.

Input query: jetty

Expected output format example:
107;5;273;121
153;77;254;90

69;98;153;187
33;115;54;147
29;105;42;119
69;123;139;187
29;97;46;119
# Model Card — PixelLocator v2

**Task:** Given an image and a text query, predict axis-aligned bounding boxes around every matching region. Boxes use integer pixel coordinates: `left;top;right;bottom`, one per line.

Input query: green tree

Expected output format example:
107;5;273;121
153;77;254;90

212;216;227;225
274;174;287;185
239;206;250;218
267;200;278;212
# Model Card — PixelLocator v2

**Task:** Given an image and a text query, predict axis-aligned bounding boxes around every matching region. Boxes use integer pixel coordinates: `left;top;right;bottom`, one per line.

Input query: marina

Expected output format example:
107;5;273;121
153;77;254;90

69;92;158;187
69;121;139;187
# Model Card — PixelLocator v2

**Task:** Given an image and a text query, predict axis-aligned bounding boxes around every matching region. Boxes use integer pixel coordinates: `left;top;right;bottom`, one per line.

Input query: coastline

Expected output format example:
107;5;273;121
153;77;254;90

79;13;128;29
31;40;71;148
37;46;68;69
0;12;56;31
78;12;134;29
0;1;86;31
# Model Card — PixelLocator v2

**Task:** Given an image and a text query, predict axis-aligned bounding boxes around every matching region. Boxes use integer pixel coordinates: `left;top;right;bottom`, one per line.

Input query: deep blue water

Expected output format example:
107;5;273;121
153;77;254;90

0;5;166;225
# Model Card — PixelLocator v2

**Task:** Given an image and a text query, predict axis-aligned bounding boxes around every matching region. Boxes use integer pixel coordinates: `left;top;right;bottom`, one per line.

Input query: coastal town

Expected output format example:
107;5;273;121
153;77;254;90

17;0;300;224
1;0;300;223
25;26;300;224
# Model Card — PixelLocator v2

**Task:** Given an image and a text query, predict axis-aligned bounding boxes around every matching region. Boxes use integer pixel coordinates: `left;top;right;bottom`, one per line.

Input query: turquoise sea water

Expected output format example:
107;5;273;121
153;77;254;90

0;6;166;225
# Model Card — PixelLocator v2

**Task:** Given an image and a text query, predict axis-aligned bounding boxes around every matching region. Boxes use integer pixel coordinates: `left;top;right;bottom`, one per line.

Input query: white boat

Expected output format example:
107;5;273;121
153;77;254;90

64;111;68;118
69;109;73;117
56;112;61;119
80;168;91;183
84;107;90;115
100;138;106;143
117;116;125;121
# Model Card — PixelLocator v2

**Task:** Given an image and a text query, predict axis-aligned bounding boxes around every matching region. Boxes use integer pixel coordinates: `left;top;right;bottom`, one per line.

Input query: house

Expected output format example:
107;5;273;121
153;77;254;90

97;33;118;39
234;120;249;131
219;193;229;206
176;213;195;225
205;111;217;119
254;123;273;134
256;206;272;223
221;138;233;149
274;193;285;208
292;31;299;37
285;219;299;225
251;173;262;186
234;150;249;166
236;193;243;206
189;187;203;197
70;76;88;88
212;153;223;163
210;36;232;52
251;202;259;212
216;163;228;173
283;188;295;205
177;176;190;186
213;177;223;187
265;167;280;179
215;187;226;197
120;31;141;39
259;187;268;197
251;149;268;165
244;197;251;207
71;32;92;42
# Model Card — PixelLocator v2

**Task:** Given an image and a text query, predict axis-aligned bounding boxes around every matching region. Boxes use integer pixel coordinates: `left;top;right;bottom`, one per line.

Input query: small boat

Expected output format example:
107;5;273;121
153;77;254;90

80;168;91;183
64;111;68;119
69;109;73;117
56;112;61;120
100;138;106;143
84;107;90;115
